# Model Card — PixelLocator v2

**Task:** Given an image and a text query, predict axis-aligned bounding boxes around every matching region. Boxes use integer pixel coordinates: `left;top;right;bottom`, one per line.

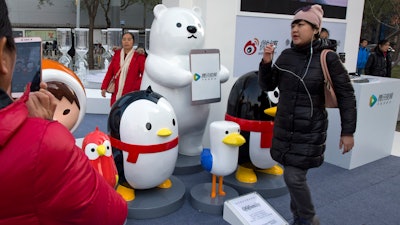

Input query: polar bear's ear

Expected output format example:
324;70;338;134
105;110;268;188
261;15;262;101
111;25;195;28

192;6;202;18
154;4;167;19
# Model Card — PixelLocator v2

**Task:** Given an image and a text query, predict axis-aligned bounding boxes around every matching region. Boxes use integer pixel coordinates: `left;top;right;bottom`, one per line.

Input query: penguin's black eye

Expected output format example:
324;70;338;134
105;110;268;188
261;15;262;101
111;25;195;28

176;23;182;28
267;87;280;104
172;118;176;126
91;148;95;152
146;122;152;130
225;130;229;134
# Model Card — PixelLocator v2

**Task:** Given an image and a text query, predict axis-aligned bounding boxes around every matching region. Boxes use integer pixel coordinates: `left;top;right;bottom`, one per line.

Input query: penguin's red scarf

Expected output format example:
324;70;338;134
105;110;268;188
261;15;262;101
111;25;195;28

109;136;179;163
225;114;273;148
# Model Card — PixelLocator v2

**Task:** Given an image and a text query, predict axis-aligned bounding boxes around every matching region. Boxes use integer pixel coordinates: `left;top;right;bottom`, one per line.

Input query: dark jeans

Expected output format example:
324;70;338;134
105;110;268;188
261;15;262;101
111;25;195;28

284;165;319;223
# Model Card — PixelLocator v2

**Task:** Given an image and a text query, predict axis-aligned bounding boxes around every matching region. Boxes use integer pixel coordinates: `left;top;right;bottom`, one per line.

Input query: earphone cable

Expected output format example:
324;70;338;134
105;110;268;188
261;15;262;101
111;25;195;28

272;40;315;117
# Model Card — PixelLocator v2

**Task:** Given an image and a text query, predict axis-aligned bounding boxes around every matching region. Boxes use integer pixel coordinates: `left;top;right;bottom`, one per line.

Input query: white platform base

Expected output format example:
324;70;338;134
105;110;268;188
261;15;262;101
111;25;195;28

84;70;111;115
84;88;111;114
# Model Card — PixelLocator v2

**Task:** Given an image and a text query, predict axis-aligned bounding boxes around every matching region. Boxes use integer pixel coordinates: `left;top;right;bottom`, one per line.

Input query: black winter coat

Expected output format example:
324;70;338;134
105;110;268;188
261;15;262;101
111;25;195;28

258;39;357;169
364;47;392;77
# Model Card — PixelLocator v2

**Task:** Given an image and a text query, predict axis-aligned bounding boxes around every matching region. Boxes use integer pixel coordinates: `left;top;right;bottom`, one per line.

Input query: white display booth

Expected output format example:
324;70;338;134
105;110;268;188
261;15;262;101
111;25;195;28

325;76;400;169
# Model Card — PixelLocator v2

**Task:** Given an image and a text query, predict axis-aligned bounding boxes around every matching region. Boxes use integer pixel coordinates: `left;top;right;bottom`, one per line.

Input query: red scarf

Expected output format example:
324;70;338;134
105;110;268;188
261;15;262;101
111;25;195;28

109;136;178;163
225;114;274;148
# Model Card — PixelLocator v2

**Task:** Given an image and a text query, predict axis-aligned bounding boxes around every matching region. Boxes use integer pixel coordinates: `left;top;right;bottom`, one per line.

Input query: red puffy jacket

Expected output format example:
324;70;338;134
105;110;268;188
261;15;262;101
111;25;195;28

0;90;127;225
101;49;146;106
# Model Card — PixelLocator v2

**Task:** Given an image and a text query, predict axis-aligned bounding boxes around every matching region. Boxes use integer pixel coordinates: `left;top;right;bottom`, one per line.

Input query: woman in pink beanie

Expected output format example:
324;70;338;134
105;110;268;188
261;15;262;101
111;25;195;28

258;4;357;225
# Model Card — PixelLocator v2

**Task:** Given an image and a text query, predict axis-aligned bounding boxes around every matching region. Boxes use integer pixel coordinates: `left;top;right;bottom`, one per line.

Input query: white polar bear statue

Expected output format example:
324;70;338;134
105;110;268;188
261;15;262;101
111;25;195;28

140;4;229;156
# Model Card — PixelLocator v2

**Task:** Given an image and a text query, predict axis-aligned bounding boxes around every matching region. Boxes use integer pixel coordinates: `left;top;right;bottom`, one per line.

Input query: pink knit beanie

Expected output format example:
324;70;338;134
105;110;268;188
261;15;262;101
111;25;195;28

293;4;324;32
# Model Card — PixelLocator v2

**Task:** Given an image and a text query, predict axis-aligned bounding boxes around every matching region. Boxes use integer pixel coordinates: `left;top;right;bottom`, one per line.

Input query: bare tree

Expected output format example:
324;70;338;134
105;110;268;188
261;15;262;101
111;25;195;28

362;0;400;64
99;0;112;27
38;0;99;69
100;0;160;28
362;0;398;42
82;0;100;70
140;0;161;29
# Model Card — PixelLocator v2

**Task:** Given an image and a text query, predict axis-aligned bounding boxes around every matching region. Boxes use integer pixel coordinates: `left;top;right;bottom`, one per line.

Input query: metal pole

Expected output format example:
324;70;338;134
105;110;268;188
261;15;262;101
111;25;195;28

111;0;121;28
76;0;80;28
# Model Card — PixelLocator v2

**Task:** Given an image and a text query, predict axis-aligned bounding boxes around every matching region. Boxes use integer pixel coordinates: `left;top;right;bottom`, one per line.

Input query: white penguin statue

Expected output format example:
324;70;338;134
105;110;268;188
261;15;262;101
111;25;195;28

201;121;245;198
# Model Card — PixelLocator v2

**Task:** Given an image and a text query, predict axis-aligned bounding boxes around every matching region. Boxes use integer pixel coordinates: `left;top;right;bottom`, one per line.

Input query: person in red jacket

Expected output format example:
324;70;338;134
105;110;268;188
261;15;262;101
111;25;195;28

0;1;128;224
101;32;146;106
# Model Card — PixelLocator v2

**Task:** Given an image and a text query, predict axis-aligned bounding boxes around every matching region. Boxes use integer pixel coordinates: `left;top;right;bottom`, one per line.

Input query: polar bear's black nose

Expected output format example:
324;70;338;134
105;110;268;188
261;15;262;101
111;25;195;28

187;26;197;34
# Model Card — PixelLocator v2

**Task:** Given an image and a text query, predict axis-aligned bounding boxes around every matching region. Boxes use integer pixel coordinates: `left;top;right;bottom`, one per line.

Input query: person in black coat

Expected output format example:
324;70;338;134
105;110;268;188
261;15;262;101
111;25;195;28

365;39;392;77
258;4;357;225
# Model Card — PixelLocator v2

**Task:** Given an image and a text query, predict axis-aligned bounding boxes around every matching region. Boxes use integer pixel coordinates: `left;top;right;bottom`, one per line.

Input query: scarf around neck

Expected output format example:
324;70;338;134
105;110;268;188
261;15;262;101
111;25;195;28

116;48;135;101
